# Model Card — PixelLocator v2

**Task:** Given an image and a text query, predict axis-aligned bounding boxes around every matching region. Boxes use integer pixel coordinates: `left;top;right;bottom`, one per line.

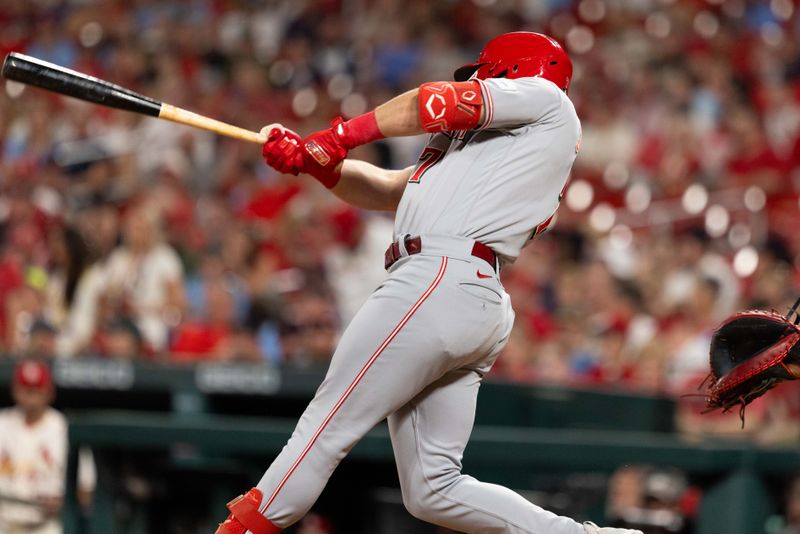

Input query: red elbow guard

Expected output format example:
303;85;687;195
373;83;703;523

418;80;484;133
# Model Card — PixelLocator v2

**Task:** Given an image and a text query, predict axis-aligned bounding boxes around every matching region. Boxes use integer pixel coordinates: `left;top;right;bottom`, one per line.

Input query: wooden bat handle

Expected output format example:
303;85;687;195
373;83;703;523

159;104;266;144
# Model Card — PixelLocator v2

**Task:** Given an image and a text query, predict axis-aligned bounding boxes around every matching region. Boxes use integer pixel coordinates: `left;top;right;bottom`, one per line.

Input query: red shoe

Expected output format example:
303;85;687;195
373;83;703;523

215;488;281;534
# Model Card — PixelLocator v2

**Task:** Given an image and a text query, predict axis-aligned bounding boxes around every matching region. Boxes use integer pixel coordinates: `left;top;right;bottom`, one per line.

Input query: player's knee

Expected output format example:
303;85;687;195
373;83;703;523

400;468;460;523
402;487;443;524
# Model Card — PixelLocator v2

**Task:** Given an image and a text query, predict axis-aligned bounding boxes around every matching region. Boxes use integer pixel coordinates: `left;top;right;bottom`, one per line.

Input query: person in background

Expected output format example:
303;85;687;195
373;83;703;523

57;204;121;358
95;318;143;360
0;360;66;534
24;319;59;360
323;207;394;327
170;279;262;363
100;202;185;353
606;466;696;534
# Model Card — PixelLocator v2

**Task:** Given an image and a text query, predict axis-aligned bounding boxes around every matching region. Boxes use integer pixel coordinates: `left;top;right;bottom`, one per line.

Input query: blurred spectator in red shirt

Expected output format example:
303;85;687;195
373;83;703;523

170;279;260;363
725;107;787;193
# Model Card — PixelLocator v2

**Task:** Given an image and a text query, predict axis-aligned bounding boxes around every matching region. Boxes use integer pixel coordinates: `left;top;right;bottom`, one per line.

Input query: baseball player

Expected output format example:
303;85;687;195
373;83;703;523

0;360;66;534
216;32;642;534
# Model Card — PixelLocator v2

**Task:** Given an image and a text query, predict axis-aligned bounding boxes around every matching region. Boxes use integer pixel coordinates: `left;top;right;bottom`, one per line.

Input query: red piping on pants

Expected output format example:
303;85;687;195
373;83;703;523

260;256;449;515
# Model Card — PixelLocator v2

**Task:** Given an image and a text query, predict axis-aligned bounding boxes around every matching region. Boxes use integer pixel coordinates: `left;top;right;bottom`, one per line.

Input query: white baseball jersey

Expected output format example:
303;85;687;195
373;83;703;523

0;407;66;533
394;76;581;264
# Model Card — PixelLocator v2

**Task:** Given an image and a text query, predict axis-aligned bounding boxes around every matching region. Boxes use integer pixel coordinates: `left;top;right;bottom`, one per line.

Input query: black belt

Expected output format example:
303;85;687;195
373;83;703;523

384;236;497;271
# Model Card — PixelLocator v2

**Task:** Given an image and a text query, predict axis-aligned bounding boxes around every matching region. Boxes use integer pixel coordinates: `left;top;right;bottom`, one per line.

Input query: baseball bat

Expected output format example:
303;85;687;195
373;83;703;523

1;52;266;144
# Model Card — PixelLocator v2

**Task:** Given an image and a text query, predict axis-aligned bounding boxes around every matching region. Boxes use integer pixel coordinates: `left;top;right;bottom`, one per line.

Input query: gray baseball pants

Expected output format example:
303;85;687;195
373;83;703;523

251;235;586;533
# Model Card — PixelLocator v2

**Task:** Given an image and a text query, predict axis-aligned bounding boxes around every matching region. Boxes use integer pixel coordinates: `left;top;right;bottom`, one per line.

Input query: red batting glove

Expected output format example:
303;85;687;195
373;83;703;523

262;127;304;175
299;113;384;189
265;113;384;189
300;118;349;189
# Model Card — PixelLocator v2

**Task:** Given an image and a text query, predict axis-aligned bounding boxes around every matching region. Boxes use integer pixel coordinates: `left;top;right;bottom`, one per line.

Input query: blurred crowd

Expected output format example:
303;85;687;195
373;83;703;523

1;0;800;437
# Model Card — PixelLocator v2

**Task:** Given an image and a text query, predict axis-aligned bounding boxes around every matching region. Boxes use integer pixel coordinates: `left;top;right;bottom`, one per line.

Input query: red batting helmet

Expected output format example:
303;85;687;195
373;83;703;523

454;32;572;92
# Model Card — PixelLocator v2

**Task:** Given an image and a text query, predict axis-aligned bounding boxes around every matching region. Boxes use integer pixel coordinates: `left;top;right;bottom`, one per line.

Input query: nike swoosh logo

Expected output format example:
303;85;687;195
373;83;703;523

476;270;493;279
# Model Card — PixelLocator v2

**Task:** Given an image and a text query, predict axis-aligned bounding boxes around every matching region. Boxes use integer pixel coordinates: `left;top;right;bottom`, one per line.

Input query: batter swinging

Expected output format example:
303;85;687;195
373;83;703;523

216;32;642;534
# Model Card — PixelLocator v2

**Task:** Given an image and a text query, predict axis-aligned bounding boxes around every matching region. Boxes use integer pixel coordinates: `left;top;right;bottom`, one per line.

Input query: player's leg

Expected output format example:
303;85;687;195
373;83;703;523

388;367;589;534
217;255;510;533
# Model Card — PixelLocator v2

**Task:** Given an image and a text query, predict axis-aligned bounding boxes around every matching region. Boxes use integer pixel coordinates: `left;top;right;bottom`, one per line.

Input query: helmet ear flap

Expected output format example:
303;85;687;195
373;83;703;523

453;63;484;82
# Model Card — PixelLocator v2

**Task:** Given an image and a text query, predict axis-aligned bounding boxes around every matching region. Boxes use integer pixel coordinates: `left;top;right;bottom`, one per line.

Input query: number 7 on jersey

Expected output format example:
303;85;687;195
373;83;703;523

408;147;444;184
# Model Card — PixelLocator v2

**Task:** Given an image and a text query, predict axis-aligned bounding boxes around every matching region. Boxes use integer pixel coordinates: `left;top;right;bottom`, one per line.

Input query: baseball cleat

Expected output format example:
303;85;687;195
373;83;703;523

583;521;644;534
215;488;281;534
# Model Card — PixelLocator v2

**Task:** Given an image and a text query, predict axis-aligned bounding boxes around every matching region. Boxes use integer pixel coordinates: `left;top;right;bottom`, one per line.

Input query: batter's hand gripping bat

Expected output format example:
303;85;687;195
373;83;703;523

2;52;267;144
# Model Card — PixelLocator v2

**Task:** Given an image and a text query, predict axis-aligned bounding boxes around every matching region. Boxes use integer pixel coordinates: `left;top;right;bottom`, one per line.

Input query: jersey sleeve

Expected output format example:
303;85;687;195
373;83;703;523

476;77;564;130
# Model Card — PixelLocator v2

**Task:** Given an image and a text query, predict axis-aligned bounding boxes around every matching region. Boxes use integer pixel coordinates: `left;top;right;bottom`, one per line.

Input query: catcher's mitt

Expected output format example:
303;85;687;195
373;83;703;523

703;301;800;425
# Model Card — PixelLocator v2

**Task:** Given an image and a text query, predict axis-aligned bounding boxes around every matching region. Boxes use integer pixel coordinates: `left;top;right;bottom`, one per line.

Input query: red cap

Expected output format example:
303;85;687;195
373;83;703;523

13;360;53;389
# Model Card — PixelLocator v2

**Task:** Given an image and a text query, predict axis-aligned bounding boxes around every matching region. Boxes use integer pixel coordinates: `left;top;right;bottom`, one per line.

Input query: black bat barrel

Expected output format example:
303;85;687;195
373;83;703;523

1;52;162;116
